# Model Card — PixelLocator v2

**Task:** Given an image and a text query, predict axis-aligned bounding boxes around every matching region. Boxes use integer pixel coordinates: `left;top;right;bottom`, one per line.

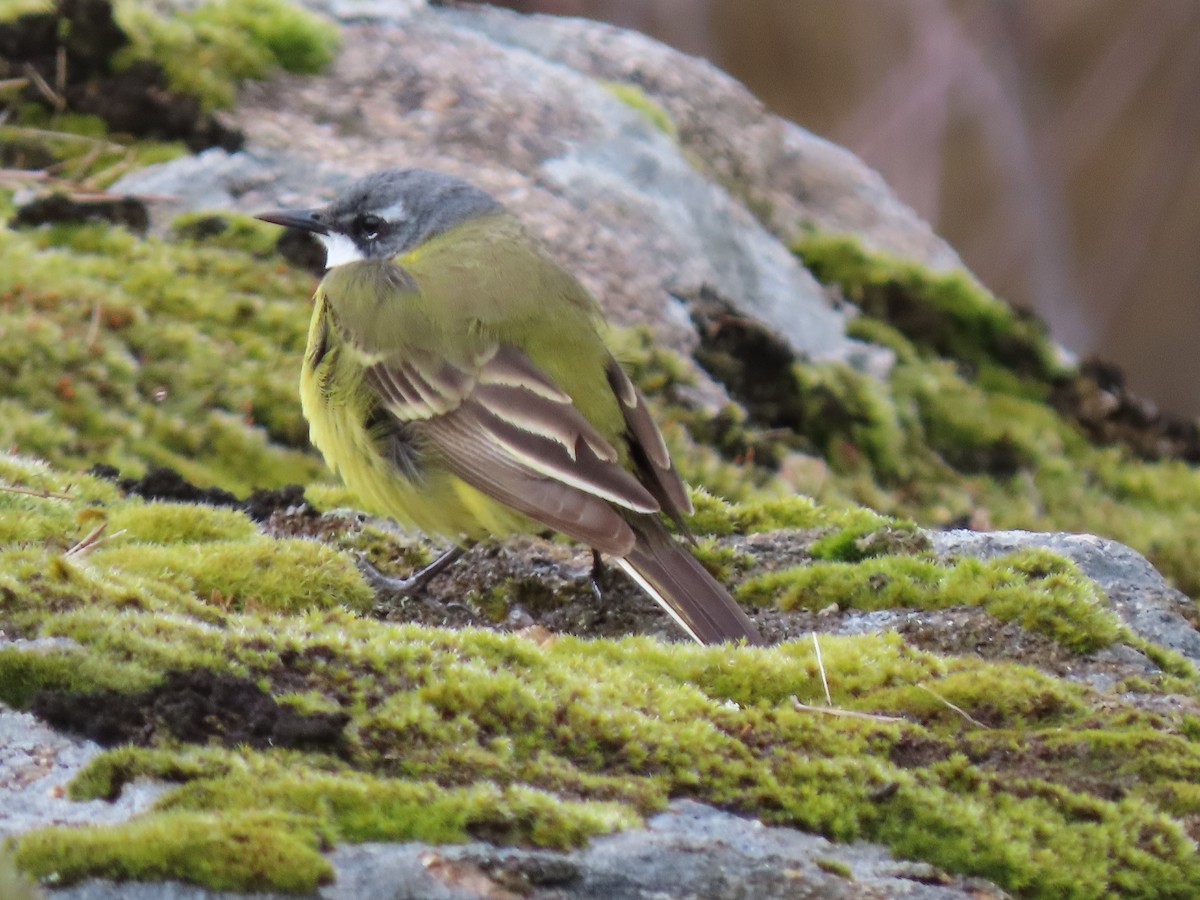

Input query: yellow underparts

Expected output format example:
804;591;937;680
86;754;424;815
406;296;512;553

299;305;529;543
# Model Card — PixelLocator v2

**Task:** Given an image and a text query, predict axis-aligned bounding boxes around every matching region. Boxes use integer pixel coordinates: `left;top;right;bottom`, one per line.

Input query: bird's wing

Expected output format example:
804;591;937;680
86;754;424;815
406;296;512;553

604;358;694;531
363;344;659;555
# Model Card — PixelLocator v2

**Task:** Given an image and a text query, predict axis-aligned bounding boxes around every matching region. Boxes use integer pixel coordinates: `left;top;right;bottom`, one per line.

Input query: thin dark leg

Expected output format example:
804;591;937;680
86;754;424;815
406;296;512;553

358;545;467;598
590;548;606;604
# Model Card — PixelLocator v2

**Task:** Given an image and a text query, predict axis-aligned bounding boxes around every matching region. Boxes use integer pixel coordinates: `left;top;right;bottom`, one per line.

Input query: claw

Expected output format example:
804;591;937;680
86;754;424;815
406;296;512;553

358;545;466;598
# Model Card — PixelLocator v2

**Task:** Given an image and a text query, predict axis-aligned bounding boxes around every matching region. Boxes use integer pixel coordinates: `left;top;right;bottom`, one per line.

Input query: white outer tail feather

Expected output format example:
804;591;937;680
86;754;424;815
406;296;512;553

614;557;705;644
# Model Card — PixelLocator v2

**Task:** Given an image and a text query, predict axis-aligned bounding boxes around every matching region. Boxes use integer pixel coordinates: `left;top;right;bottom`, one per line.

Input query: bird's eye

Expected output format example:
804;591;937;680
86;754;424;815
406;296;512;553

355;214;384;241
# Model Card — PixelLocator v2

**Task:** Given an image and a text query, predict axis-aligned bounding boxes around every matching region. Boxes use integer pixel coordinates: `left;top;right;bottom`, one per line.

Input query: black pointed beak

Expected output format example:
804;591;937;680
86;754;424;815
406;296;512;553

255;207;329;235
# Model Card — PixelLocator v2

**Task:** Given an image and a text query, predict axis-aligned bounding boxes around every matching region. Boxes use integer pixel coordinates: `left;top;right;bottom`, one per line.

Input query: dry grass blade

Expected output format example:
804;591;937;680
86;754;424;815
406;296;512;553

21;62;65;112
0;124;125;150
917;683;990;728
811;631;832;706
0;482;75;501
64;522;123;559
83;147;140;189
62;143;103;183
0;169;49;187
791;696;906;723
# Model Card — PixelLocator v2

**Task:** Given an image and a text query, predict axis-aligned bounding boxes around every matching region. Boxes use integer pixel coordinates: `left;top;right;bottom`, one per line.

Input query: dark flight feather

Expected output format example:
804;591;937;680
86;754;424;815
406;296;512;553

606;359;694;533
618;521;763;645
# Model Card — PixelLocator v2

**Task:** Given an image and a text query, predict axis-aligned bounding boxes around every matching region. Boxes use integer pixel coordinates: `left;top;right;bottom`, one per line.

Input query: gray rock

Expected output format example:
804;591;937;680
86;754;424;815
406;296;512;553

112;0;935;375
53;801;1004;900
0;705;170;838
933;529;1200;664
439;4;965;273
5;680;1002;899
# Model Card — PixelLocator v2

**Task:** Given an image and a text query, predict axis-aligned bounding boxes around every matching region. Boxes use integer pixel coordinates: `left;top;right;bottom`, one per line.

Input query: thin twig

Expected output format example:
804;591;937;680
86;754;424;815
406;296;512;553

811;632;832;706
22;62;65;112
0;482;75;501
55;45;67;99
83;147;139;189
64;143;102;183
65;523;123;559
0;124;124;150
0;169;48;186
791;697;906;723
0;78;29;92
917;683;990;729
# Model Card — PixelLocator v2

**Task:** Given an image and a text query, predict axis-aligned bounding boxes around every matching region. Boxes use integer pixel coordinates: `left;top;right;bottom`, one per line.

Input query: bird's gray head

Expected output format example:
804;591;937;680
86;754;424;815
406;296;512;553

256;169;502;268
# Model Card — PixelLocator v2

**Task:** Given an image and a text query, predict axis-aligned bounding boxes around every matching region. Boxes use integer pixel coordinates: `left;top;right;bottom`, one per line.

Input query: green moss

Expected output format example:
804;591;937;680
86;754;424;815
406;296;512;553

740;549;1121;653
0;211;327;493
88;538;371;613
892;360;1080;476
601;81;678;139
873;758;1194;898
160;769;637;849
0;646;157;708
814;857;852;879
758;230;1200;598
112;0;339;111
794;361;914;481
107;503;258;545
794;231;1063;383
809;521;928;562
1;0;335;197
12;458;1180;900
3;528;1199;897
685;489;924;565
69;747;239;803
171;212;289;258
0;0;51;18
16;811;332;893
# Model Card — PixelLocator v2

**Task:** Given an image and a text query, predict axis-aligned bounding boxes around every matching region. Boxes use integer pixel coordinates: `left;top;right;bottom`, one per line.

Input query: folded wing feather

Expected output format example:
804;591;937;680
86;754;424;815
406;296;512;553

363;344;660;555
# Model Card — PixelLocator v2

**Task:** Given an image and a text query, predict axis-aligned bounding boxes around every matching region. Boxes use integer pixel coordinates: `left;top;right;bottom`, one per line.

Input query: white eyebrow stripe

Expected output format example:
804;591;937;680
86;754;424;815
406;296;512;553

319;233;365;268
375;200;408;222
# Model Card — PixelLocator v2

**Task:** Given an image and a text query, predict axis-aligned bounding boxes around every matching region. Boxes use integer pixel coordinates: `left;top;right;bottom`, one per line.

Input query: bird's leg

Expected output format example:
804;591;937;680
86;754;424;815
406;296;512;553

358;545;467;598
590;548;606;604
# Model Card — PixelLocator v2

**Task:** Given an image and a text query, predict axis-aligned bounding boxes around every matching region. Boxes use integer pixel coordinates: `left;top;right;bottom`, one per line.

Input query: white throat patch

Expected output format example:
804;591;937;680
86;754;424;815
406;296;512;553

318;233;366;268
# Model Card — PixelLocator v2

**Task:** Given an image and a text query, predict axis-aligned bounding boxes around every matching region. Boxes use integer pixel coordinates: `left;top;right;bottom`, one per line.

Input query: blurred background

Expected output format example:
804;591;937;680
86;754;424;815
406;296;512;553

476;0;1200;418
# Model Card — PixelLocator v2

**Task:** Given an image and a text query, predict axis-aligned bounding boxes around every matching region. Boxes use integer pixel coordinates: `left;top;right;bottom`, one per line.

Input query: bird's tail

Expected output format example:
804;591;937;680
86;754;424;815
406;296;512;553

616;523;764;646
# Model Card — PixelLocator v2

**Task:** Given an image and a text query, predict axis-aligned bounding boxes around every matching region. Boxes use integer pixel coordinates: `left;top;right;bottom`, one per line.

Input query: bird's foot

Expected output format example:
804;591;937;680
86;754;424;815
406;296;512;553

358;545;466;599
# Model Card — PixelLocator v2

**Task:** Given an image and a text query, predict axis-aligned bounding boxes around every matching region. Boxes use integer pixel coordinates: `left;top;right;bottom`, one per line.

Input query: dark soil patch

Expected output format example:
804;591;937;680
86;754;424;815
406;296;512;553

688;286;806;433
241;483;319;524
88;464;318;524
276;227;329;276
371;536;693;643
0;0;242;151
888;733;953;769
1051;358;1200;464
30;668;348;751
10;192;149;232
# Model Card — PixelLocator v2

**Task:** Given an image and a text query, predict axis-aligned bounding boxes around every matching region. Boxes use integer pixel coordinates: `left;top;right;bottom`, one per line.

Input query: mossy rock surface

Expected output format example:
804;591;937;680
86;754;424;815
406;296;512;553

3;454;1200;897
3;2;1200;896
